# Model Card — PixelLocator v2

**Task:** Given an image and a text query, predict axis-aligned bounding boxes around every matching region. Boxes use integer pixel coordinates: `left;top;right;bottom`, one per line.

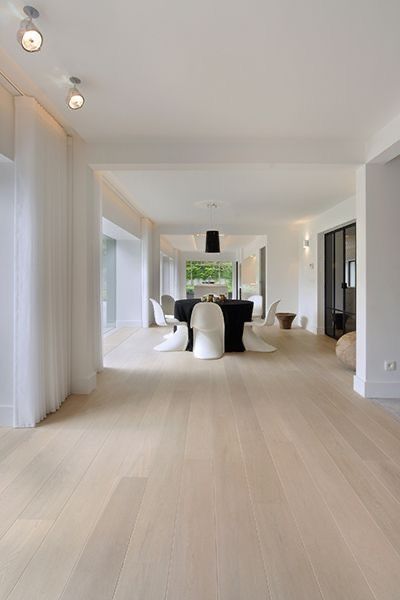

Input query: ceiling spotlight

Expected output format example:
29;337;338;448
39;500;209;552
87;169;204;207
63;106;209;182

17;6;43;53
67;77;85;110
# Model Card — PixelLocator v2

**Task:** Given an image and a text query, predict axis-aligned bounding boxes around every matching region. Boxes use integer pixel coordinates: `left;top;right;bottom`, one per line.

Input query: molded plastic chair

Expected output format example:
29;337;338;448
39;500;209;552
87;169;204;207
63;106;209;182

161;294;175;318
150;298;179;327
190;302;225;360
150;298;188;352
252;299;281;329
243;299;280;352
154;323;188;352
248;294;263;319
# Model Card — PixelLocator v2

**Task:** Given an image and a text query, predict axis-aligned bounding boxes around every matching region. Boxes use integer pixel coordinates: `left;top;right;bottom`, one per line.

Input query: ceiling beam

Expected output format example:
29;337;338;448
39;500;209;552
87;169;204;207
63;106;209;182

88;138;365;169
366;111;400;164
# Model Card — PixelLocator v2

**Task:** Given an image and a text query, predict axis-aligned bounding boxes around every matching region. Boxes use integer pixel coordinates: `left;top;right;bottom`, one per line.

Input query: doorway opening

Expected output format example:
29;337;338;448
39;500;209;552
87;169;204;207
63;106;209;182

324;223;356;339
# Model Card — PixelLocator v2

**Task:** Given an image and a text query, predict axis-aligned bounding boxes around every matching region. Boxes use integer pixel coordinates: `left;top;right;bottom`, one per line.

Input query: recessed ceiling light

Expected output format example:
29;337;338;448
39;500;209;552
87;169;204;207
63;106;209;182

17;6;43;53
66;77;85;110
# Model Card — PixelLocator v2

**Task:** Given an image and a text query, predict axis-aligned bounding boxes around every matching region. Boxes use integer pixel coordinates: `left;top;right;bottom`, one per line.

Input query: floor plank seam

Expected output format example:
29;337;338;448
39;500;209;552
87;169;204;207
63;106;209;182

0;428;86;542
302;386;400;509
239;360;326;600
108;479;148;600
271;400;380;600
227;359;273;600
5;360;152;599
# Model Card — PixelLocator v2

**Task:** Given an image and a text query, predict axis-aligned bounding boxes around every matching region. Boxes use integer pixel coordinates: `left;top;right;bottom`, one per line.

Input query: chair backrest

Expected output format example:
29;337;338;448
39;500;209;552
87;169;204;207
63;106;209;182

161;294;175;315
265;299;281;326
190;302;224;332
248;294;263;318
150;298;167;326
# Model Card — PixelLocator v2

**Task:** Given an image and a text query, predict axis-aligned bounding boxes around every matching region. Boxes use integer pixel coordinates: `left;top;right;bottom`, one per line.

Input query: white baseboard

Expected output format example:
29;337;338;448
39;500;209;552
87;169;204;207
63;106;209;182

71;371;97;395
116;320;142;328
305;326;327;336
353;375;400;398
306;325;318;335
0;405;13;427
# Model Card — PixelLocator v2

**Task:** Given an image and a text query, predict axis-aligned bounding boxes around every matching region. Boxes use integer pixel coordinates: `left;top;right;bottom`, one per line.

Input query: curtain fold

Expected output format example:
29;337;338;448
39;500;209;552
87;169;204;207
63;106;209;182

14;97;70;427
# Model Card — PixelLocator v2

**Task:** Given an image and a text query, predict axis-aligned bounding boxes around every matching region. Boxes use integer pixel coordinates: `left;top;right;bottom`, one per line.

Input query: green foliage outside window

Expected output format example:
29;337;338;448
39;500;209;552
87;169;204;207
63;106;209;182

186;261;233;294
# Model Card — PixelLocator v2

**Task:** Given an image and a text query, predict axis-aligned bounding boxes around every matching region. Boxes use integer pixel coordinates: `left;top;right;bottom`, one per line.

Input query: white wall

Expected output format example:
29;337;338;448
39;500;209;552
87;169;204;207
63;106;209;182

354;161;400;398
266;228;299;315
0;163;15;425
0;84;14;161
116;239;142;327
238;230;299;315
298;197;356;333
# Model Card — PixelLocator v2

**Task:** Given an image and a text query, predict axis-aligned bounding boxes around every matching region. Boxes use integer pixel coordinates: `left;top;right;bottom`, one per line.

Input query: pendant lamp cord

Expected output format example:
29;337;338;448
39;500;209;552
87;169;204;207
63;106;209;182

208;202;216;229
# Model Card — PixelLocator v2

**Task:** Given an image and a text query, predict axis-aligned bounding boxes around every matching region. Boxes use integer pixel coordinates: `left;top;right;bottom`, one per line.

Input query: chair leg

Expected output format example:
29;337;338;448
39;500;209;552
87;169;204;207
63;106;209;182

243;326;277;352
154;324;188;352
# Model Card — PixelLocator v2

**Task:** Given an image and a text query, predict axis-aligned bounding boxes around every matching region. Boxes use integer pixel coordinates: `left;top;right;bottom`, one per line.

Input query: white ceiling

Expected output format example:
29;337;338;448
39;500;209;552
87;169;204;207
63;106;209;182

105;165;355;229
162;234;258;252
1;1;400;142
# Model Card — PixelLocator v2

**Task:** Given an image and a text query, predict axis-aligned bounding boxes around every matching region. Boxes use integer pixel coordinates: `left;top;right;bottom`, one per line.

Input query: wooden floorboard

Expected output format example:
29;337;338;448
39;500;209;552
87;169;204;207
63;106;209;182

1;325;400;599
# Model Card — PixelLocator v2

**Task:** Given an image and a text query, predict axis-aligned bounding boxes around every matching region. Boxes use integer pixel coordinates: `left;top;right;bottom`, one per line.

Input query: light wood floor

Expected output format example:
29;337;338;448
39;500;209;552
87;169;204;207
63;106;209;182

1;326;400;600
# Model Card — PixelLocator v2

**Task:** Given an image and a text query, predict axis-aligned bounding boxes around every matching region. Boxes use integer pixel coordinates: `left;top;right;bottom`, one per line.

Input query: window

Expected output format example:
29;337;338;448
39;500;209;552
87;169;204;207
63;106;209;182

185;261;233;298
102;235;117;332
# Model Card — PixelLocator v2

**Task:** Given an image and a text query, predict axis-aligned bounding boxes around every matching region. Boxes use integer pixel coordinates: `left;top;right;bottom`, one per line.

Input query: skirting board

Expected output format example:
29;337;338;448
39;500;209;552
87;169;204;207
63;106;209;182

71;371;97;395
354;375;400;398
306;325;318;335
0;405;13;427
116;320;142;328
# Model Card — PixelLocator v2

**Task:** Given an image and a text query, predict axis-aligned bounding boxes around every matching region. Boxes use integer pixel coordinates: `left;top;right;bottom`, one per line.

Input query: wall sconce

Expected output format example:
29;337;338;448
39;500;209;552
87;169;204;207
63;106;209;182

303;239;310;248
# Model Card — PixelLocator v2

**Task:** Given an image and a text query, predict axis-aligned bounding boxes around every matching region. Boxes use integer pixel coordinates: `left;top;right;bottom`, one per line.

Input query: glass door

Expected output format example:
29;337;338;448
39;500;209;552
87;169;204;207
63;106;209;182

324;224;356;339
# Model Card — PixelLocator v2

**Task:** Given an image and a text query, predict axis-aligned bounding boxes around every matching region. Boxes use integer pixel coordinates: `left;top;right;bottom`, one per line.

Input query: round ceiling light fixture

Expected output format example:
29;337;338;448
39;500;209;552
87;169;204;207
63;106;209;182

17;6;43;53
66;77;85;110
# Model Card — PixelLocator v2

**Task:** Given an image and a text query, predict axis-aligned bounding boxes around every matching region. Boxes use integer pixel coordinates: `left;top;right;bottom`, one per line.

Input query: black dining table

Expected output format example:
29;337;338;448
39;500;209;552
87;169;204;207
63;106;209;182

174;298;254;352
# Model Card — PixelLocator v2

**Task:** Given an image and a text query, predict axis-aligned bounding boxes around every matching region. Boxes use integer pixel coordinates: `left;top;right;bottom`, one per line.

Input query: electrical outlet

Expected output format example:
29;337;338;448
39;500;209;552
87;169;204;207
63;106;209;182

384;361;397;372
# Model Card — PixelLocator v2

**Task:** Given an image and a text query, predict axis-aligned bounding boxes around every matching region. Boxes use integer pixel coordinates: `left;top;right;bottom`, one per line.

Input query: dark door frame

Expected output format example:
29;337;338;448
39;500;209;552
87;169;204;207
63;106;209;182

324;223;356;340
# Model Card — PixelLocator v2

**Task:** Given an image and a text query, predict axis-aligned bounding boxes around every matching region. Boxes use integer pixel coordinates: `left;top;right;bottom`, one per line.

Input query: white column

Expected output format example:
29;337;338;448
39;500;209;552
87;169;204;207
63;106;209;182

354;160;400;398
0;163;15;426
141;217;153;327
71;137;99;393
152;227;161;303
173;248;180;299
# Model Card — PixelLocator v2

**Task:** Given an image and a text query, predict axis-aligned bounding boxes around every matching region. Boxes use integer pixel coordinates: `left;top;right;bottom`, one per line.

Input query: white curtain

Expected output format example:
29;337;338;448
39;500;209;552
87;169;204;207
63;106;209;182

14;97;70;426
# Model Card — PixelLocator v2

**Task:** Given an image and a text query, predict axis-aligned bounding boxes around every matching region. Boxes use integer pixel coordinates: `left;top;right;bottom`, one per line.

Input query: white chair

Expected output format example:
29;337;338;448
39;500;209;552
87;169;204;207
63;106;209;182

150;298;188;352
248;294;263;319
190;302;225;360
154;323;188;352
150;298;178;327
243;299;280;352
161;294;175;318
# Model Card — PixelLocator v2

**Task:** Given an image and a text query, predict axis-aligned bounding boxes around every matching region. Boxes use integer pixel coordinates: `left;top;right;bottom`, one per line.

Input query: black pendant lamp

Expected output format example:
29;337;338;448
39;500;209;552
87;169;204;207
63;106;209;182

205;203;220;253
